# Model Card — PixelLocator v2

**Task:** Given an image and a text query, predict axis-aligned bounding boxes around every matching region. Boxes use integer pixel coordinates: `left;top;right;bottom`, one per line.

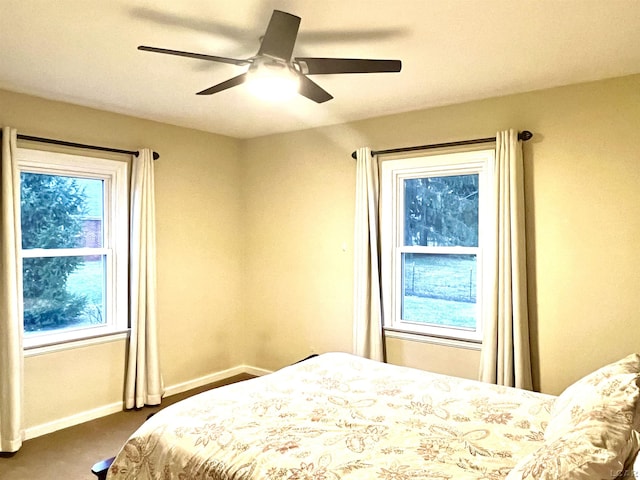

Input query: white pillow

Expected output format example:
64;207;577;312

545;353;640;442
507;354;640;480
507;432;629;480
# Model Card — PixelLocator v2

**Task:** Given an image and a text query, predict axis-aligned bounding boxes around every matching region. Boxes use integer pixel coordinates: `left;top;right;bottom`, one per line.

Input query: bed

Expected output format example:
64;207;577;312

104;352;640;480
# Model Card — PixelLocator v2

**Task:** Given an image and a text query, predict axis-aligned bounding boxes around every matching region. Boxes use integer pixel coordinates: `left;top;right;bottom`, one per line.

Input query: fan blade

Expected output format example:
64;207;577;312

298;75;333;103
138;46;250;66
196;73;248;95
257;10;300;61
295;58;401;75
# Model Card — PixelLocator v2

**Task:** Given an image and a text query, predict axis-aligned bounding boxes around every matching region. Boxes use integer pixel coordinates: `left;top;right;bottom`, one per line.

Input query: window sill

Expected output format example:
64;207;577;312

384;327;482;351
24;329;130;357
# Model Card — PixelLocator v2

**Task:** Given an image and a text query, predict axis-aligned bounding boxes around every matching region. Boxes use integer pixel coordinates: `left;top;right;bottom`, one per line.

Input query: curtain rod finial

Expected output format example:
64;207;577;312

134;151;160;160
519;130;533;141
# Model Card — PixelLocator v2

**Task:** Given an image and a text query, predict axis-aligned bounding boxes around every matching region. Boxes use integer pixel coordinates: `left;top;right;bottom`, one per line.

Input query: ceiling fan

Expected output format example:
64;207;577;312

138;9;402;103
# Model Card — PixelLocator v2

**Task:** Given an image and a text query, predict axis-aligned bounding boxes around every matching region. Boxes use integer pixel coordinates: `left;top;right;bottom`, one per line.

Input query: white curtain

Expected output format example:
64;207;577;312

353;147;385;361
124;149;163;409
480;129;533;389
0;127;24;452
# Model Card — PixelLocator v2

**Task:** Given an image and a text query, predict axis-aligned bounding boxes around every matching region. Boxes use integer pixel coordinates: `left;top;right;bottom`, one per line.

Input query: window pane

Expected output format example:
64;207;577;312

403;174;479;247
23;255;106;334
20;173;104;249
401;253;476;330
76;178;104;248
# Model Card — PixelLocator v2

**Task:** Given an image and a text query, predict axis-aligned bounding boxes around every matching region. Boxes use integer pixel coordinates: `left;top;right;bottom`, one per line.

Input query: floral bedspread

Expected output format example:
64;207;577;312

107;352;555;480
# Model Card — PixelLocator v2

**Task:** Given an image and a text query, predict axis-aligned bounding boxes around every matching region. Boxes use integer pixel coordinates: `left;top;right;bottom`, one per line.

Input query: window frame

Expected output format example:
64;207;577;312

380;147;496;346
16;148;129;350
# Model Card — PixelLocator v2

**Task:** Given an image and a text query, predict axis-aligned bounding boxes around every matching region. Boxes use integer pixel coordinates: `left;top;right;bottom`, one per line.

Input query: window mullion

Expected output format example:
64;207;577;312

399;246;478;255
21;247;112;258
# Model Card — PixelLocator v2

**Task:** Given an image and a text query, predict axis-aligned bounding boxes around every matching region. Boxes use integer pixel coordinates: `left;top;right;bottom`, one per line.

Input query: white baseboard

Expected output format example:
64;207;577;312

163;364;271;396
242;365;272;377
24;364;272;441
25;401;123;440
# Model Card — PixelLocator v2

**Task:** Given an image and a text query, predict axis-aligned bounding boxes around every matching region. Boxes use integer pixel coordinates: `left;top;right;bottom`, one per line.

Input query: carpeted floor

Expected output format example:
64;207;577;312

0;373;253;480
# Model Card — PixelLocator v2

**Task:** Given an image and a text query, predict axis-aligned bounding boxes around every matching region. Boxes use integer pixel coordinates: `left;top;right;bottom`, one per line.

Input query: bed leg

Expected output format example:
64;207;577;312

91;456;115;480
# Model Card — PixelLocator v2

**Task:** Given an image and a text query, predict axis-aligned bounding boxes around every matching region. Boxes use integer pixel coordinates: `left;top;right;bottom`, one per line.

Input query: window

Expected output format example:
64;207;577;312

381;148;495;344
17;148;128;349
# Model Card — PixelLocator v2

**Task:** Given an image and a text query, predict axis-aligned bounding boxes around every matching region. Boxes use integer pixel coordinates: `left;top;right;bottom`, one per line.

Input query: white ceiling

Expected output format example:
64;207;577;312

2;0;640;139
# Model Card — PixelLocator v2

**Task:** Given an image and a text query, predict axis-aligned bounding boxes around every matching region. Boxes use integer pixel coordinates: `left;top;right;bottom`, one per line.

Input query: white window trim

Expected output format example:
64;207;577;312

384;328;482;351
23;330;130;358
380;148;495;346
16;148;129;350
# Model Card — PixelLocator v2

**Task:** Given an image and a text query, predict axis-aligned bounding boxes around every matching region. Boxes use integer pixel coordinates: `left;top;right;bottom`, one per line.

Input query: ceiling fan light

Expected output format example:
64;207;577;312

246;61;300;101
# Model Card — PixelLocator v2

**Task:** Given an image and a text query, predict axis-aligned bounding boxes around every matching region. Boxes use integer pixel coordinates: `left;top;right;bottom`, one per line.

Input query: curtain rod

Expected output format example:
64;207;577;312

350;130;533;160
0;131;160;160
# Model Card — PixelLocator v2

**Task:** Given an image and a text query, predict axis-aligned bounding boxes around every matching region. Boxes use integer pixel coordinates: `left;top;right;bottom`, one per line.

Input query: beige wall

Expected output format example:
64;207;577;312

242;74;640;395
1;89;245;431
2;73;639;433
